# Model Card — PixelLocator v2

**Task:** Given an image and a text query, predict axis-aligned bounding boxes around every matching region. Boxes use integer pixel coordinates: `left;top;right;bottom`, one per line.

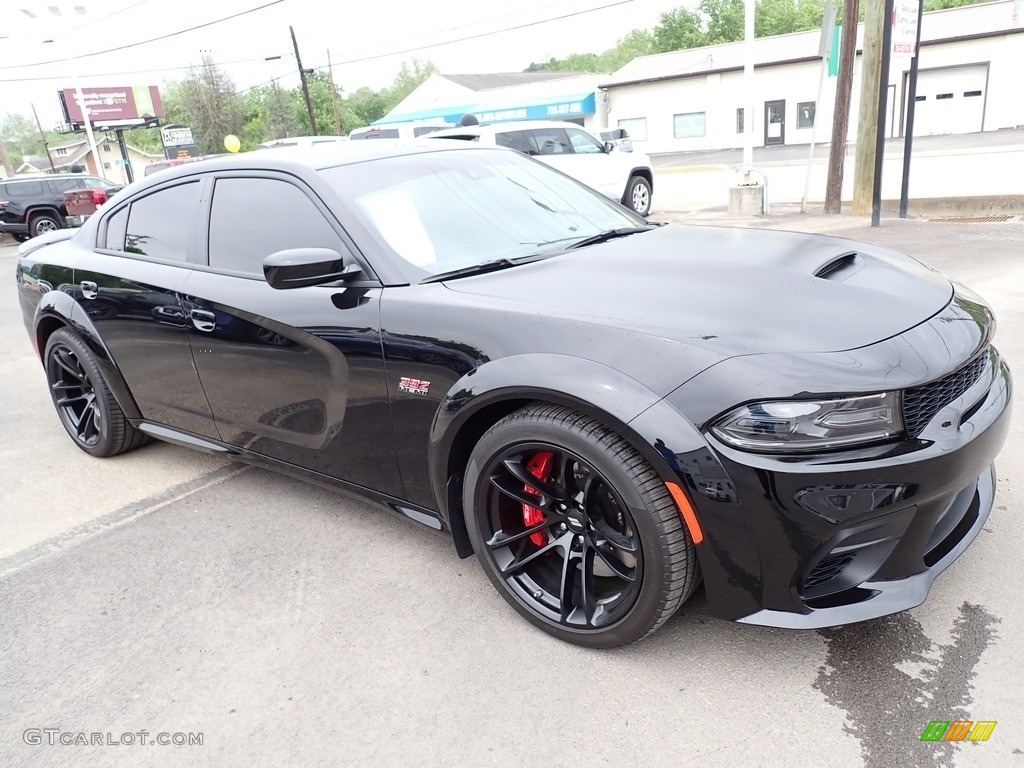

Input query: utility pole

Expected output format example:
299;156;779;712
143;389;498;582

852;0;886;215
898;0;925;218
31;103;57;174
870;0;895;226
327;50;342;135
825;0;859;214
0;134;14;177
291;26;318;136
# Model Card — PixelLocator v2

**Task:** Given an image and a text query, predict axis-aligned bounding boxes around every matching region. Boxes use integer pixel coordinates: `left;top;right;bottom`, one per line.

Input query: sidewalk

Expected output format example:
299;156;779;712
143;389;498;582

650;202;1024;234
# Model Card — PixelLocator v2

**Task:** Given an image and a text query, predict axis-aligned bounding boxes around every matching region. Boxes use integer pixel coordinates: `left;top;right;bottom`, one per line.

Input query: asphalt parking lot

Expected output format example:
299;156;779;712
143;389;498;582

1;214;1021;768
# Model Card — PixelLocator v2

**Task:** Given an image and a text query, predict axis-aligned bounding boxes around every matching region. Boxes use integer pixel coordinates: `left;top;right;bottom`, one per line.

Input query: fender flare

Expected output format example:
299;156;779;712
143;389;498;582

33;289;143;420
427;353;711;555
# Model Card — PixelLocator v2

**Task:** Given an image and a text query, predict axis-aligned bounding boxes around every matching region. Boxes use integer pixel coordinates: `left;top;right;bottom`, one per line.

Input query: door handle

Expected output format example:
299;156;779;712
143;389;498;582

80;280;98;300
190;309;217;333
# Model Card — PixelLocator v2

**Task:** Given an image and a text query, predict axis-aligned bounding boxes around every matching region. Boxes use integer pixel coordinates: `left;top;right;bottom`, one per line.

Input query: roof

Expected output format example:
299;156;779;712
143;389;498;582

601;0;1024;88
377;73;607;125
440;72;592;90
131;141;500;185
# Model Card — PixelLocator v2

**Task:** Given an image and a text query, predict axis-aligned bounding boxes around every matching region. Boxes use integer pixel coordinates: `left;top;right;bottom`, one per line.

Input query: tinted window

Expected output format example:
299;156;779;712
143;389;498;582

104;207;129;251
11;181;45;196
495;130;533;154
565;128;604;154
52;178;84;193
526;129;570;155
208;178;340;275
124;182;199;262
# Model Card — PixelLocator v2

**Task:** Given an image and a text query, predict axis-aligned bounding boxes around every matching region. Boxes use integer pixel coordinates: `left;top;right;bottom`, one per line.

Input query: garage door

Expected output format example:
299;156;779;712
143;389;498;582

909;64;987;136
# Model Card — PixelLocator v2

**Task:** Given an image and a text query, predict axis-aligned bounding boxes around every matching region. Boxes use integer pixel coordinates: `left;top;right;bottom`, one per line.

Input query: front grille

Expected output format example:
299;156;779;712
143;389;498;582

902;351;988;437
804;553;855;591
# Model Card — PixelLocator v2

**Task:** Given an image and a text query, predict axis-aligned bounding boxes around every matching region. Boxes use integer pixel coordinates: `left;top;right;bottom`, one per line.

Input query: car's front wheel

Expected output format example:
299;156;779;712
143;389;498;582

44;328;146;457
624;175;652;216
464;403;699;647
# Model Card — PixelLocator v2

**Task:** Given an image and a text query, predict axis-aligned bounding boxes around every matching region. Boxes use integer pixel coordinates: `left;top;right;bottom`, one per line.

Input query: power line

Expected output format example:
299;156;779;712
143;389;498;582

238;0;634;95
329;0;633;68
0;0;286;70
0;54;293;83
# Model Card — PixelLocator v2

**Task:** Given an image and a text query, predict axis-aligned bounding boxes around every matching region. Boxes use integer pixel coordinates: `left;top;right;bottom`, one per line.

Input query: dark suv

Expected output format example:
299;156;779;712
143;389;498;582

0;174;119;241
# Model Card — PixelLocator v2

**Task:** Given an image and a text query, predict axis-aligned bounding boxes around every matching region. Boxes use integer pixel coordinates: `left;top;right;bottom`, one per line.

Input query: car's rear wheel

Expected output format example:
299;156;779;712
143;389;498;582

30;213;61;237
624;175;652;217
464;403;699;647
44;328;146;457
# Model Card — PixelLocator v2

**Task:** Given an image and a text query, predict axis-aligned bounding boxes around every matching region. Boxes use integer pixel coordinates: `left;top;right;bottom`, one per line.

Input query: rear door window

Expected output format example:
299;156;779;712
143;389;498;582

495;130;533;155
525;128;571;155
123;181;200;262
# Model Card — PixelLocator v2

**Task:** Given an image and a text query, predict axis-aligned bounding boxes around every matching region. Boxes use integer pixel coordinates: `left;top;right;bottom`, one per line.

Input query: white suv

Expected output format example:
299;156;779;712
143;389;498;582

425;120;654;216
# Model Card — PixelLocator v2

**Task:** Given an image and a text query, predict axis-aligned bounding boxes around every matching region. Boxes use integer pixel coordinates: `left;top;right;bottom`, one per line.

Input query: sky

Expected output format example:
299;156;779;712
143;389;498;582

0;0;692;128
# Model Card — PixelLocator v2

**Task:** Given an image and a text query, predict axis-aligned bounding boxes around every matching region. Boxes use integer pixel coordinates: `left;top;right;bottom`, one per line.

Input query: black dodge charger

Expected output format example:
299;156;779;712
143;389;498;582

16;143;1011;647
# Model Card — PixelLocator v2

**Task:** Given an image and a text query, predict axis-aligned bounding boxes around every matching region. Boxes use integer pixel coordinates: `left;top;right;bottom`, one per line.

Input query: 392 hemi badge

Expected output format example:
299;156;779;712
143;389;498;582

398;377;431;396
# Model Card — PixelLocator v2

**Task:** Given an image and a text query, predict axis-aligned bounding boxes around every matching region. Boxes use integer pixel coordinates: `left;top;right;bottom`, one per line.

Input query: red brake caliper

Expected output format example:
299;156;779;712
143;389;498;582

523;452;555;547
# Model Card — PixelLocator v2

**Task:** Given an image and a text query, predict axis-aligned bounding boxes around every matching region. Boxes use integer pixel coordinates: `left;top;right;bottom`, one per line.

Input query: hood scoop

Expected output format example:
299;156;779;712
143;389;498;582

814;252;862;281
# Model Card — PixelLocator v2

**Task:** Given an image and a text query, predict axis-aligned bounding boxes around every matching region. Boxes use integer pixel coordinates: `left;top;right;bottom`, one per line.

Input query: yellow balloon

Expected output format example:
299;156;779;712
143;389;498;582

224;135;241;153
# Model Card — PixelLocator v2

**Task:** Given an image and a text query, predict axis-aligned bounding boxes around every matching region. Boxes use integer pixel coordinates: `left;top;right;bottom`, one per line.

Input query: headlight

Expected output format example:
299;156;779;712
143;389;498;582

710;392;903;452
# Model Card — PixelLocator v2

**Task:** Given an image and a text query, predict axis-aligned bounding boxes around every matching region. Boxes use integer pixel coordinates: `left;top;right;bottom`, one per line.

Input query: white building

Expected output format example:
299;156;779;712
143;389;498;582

599;0;1024;154
17;135;162;184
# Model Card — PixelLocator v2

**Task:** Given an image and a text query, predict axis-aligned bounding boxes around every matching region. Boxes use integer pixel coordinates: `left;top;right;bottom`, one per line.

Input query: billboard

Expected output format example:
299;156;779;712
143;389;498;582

59;85;164;125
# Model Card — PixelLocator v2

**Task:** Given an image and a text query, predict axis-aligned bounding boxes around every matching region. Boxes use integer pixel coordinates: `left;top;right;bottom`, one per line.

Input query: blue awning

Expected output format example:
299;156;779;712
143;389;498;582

374;92;596;125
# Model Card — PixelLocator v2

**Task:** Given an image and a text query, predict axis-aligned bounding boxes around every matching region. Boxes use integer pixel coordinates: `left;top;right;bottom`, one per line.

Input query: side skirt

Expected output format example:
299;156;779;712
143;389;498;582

133;420;449;534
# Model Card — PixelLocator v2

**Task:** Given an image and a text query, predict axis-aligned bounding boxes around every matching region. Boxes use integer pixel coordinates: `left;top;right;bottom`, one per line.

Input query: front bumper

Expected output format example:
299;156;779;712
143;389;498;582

657;340;1011;629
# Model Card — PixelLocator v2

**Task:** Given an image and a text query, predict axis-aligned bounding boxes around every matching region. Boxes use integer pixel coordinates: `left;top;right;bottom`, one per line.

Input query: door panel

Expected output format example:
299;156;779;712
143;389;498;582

72;252;217;436
182;273;399;488
187;173;400;491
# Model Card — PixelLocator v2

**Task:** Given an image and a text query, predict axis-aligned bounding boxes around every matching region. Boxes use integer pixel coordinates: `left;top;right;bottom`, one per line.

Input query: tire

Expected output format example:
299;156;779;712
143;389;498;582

464;403;699;647
44;328;147;457
624;175;653;217
12;233;30;243
30;213;62;238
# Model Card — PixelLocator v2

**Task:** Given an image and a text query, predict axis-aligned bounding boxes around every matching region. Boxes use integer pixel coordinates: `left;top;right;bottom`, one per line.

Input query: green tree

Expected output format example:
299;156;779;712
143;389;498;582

525;52;602;72
381;59;439;112
924;0;988;8
700;0;745;44
654;6;706;52
165;56;244;154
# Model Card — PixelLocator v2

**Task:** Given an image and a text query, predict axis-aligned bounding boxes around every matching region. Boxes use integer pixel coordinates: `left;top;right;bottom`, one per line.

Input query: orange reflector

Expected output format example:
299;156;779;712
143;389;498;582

666;482;704;544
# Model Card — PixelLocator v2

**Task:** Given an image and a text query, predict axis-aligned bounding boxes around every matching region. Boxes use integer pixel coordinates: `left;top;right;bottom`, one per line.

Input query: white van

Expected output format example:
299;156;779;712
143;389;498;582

348;123;453;141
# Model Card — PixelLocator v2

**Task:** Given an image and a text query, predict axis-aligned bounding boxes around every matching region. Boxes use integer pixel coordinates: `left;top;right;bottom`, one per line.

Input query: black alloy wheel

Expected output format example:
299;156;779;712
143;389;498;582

465;404;699;647
43;328;147;457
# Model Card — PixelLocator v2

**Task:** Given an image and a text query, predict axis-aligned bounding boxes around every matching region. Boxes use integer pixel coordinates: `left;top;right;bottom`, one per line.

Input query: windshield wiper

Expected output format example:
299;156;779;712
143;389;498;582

421;253;549;284
564;224;661;250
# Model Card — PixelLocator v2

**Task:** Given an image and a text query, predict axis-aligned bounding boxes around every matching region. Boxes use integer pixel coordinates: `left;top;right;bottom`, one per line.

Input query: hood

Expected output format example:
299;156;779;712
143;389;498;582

444;224;953;358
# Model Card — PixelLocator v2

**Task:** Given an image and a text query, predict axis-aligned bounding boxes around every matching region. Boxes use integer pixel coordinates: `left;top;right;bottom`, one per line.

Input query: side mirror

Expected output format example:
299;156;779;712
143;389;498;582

604;141;614;153
263;248;354;290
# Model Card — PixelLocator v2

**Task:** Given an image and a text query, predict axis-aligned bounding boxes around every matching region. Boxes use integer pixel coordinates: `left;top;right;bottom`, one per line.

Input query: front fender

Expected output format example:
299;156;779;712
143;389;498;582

34;290;143;420
428;353;716;548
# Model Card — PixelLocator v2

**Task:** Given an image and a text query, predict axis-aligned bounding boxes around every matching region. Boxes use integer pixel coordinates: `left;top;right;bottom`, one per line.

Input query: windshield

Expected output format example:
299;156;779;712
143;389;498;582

318;148;643;280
